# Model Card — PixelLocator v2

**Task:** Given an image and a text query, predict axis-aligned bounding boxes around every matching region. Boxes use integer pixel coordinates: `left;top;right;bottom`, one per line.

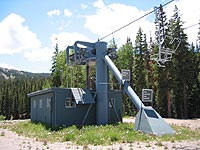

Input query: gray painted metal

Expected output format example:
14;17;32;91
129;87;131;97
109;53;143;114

95;42;109;125
28;88;97;127
65;41;174;135
28;87;122;127
104;55;144;110
71;88;95;104
135;106;175;135
66;41;111;125
104;54;175;135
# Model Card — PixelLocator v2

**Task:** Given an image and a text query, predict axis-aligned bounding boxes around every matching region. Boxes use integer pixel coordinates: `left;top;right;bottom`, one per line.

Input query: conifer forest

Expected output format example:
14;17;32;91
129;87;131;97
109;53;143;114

0;5;199;119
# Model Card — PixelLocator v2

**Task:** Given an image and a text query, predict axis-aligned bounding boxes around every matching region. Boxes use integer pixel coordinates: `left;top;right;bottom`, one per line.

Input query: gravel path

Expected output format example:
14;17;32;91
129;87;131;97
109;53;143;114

0;118;200;150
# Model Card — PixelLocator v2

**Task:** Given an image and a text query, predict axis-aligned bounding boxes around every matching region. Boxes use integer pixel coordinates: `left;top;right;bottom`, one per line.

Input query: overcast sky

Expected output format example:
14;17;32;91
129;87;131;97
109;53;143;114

0;0;199;73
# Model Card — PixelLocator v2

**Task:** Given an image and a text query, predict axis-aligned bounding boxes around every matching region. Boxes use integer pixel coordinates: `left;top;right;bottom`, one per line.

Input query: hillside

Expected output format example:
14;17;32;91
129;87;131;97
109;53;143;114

0;67;50;80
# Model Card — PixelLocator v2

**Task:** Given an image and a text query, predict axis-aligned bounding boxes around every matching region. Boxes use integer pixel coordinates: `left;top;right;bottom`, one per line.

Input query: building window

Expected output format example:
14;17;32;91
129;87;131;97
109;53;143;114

46;97;51;108
33;100;36;109
109;98;115;108
39;99;43;108
65;98;76;108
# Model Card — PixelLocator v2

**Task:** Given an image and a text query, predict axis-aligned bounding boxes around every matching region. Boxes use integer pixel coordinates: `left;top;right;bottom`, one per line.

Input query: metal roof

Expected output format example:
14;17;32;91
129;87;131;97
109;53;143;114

28;87;95;105
27;87;62;97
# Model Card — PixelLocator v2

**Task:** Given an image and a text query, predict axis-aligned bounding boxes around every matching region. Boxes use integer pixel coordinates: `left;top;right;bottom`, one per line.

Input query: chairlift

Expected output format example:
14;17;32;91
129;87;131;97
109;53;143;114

150;46;176;67
150;5;181;67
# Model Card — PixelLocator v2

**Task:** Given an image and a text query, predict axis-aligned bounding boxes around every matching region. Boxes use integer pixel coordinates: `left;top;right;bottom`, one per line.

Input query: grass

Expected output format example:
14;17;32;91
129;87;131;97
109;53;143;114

0;120;200;146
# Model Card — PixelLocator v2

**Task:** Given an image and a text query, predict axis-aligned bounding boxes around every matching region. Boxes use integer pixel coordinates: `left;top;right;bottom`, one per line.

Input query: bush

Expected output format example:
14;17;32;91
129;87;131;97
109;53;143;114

0;115;6;121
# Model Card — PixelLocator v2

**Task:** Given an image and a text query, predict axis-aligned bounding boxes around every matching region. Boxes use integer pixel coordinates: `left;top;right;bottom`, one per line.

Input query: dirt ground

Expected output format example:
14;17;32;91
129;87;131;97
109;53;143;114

0;118;200;150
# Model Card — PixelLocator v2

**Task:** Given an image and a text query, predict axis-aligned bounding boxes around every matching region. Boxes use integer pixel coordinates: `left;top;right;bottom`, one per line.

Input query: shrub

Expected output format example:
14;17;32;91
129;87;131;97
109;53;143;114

0;115;6;121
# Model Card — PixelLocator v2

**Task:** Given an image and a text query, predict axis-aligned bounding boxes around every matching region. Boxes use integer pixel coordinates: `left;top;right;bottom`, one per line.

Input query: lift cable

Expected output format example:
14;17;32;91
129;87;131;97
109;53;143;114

184;23;199;30
99;0;175;41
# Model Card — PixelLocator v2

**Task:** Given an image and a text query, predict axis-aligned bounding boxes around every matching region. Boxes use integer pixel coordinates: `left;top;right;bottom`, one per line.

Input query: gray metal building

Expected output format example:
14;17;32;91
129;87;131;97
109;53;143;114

28;87;122;127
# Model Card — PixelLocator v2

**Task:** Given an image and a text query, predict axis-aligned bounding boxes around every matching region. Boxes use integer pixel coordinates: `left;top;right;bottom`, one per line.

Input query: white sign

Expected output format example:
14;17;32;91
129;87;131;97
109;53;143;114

122;69;130;81
142;89;153;102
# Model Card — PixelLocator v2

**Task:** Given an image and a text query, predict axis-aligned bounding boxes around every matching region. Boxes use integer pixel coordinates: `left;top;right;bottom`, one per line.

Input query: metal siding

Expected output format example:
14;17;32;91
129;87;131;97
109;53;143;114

108;91;122;123
51;95;55;127
55;89;95;126
29;88;121;127
30;98;37;122
30;92;53;126
55;88;69;126
44;93;53;126
58;104;96;126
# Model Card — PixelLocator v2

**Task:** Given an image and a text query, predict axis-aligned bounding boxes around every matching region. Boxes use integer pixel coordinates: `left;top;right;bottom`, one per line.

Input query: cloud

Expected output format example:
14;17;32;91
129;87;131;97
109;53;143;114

81;4;88;9
64;9;72;17
93;0;105;9
0;63;21;70
165;0;200;44
0;13;41;55
84;0;199;46
50;32;92;50
0;13;53;63
84;1;154;46
24;47;53;62
47;9;61;16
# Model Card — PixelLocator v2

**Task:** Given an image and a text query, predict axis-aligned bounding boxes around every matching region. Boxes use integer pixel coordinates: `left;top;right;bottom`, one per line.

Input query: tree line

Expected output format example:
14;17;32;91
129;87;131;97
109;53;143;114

0;78;49;119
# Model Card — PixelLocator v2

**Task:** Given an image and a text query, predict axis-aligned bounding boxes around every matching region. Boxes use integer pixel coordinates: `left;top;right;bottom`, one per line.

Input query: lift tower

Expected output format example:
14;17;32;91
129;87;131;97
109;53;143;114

66;41;175;136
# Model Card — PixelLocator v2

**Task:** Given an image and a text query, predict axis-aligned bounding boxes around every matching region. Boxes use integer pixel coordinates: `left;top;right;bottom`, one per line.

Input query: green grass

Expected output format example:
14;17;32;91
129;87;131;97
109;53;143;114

0;120;200;146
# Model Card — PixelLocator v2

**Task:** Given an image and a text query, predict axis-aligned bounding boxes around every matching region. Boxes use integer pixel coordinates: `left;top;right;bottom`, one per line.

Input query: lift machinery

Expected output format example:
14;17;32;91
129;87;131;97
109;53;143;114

66;40;175;136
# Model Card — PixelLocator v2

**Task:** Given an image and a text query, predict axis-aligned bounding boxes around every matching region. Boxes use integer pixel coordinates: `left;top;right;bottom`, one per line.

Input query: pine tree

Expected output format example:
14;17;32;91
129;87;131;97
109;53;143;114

133;28;148;99
188;21;200;118
187;44;200;118
169;5;190;118
50;40;61;87
152;4;174;117
116;38;135;115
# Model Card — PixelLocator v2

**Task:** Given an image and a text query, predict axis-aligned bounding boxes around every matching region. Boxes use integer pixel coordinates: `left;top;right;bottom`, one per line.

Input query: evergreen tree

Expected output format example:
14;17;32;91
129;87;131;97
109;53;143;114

152;4;174;117
169;5;190;118
108;39;118;90
50;41;61;87
116;38;135;115
188;21;200;118
133;28;148;99
187;43;200;118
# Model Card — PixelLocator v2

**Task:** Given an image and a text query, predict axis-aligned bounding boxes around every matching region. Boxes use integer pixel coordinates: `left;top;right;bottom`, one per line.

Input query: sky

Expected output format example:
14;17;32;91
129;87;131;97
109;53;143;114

0;0;199;73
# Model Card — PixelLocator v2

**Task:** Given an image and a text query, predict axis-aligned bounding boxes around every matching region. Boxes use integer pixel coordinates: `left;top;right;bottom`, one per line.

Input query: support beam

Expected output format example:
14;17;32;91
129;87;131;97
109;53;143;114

95;42;109;125
104;55;144;110
104;54;175;135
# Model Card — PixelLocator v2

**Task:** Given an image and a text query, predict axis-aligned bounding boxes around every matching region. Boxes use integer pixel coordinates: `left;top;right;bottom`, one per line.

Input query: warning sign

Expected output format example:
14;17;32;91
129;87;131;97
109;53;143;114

121;69;130;81
142;89;153;102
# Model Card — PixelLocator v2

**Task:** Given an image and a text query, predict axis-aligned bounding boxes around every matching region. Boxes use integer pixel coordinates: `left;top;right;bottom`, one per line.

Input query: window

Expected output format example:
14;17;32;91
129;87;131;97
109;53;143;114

65;98;76;108
33;100;36;109
46;97;51;108
39;99;43;108
109;98;115;108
